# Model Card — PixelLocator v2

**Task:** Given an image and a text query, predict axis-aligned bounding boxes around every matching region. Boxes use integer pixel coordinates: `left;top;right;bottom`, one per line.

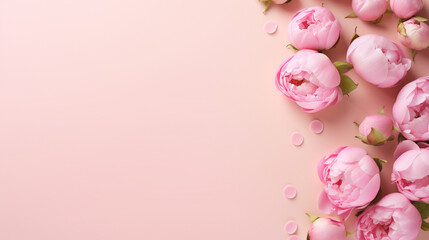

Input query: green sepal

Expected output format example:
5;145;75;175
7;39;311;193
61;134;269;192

346;12;357;18
371;15;384;24
286;44;299;52
334;61;353;74
387;135;395;141
412;49;417;61
331;36;341;49
354;121;360;128
355;135;369;144
285;0;292;3
398;23;407;36
414;16;428;22
305;213;320;223
398;133;407;143
367;127;386;145
393;126;401;133
378;106;385;115
351;27;360;43
258;0;271;14
412;201;429;231
307;233;310;240
373;158;387;171
339;74;358;95
385;9;393;14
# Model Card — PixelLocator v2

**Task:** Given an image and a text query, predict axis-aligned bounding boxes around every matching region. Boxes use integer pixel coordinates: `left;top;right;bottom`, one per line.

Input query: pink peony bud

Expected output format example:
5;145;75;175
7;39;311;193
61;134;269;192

355;193;421;240
317;146;381;219
393;76;429;141
397;18;429;50
288;6;341;50
390;0;424;19
355;110;394;146
347;34;411;88
392;140;429;203
352;0;387;22
308;217;346;240
275;50;342;113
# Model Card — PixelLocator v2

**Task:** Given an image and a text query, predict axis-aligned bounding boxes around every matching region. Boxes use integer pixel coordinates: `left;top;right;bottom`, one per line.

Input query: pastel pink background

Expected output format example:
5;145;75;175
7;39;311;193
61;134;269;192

0;0;429;239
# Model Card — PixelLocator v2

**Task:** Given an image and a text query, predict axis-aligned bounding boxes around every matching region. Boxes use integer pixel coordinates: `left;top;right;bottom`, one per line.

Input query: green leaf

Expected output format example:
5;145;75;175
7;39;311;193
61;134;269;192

261;0;271;14
371;15;384;24
334;61;353;74
346;12;357;18
307;233;310;240
355;135;369;144
367;127;386;145
412;201;429;231
414;16;428;22
373;158;387;171
339;74;357;95
398;23;407;36
385;9;394;14
351;27;360;43
387;135;395;141
286;44;299;52
378;106;385;115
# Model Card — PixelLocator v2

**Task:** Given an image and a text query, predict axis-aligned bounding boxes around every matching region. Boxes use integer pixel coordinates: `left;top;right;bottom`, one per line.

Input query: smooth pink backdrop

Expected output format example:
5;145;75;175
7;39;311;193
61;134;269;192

1;0;429;239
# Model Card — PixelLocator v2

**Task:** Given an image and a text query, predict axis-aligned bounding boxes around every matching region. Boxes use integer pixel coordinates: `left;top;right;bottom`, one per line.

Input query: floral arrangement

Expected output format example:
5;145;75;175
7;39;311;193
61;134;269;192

259;0;429;239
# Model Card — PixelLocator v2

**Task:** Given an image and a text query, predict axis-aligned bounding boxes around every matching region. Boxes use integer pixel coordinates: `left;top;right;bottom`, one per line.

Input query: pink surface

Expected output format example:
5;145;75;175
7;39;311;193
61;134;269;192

288;235;301;240
0;0;429;240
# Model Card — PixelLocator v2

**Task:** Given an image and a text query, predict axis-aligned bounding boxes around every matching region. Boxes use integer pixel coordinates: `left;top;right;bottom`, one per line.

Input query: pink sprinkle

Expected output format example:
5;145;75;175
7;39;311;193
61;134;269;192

283;185;297;199
288;236;300;240
291;132;304;146
285;220;298;234
310;120;324;134
264;21;278;34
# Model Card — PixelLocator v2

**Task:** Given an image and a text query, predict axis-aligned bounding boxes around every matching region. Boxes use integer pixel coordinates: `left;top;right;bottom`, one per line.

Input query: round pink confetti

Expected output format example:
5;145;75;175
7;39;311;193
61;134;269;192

310;120;324;134
283;185;297;199
264;21;278;34
287;236;300;240
290;132;304;146
285;220;298;234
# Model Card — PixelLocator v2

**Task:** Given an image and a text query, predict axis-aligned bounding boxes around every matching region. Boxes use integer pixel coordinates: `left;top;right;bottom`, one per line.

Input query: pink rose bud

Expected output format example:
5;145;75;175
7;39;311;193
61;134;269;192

390;0;424;19
393;76;429;141
347;34;412;88
392;140;429;203
397;18;429;50
308;217;346;240
317;146;381;219
352;0;387;22
355;193;421;240
288;6;341;50
355;109;395;146
275;50;342;113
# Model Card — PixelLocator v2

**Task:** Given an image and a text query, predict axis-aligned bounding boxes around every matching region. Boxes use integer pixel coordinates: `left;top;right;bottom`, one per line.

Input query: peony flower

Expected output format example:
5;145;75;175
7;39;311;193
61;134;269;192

288;6;341;50
275;50;342;113
317;146;381;219
347;34;412;88
355;193;421;240
392;140;429;203
355;109;395;146
390;0;424;19
308;217;346;240
352;0;387;22
397;18;429;50
393;76;429;141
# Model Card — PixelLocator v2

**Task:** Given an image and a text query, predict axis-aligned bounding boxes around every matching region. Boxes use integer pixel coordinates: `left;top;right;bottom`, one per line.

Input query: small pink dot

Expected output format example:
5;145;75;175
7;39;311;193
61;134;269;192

283;185;297;199
291;132;304;146
264;21;278;34
288;235;300;240
310;120;324;134
285;220;298;234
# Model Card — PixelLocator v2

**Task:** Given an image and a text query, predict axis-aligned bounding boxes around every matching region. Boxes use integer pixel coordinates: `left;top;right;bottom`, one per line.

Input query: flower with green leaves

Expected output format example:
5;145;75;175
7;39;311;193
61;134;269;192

354;107;397;146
